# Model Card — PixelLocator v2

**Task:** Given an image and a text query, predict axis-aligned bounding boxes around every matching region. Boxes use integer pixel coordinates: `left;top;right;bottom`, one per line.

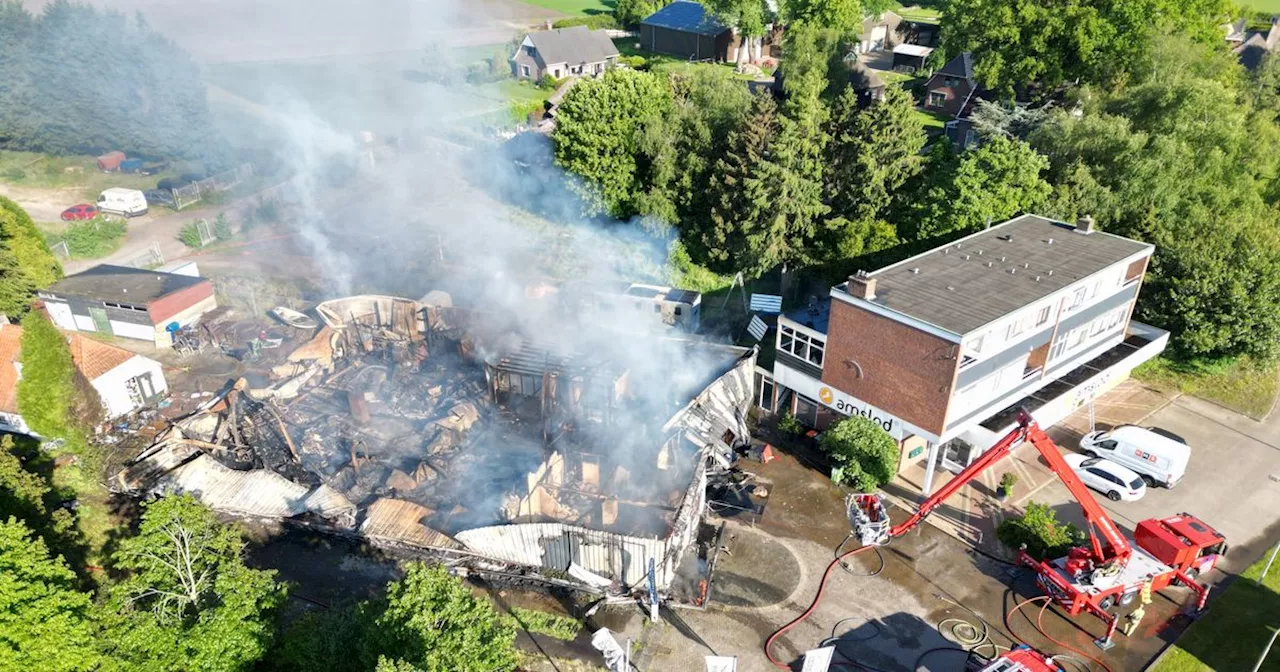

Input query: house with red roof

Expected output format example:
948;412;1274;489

0;322;168;435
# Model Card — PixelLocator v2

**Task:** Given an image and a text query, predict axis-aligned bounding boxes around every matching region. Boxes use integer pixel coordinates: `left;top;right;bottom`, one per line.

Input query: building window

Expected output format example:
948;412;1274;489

779;325;825;367
526;46;537;57
927;91;946;108
1068;286;1087;310
966;332;986;355
1036;305;1051;326
674;306;682;316
795;394;819;427
755;374;775;411
653;304;661;313
521;65;530;77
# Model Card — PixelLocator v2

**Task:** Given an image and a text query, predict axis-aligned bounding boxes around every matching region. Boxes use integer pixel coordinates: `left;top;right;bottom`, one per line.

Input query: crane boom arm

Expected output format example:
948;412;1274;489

886;409;1132;565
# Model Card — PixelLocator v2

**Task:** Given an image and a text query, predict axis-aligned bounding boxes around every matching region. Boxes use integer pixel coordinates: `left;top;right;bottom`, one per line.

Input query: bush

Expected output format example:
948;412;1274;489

45;218;127;258
820;416;899;492
508;607;582;641
999;472;1018;494
553;15;620;30
178;221;204;248
538;74;558;90
255;199;280;223
213;213;233;241
996;502;1086;561
5;167;26;181
777;410;803;435
619;55;648;69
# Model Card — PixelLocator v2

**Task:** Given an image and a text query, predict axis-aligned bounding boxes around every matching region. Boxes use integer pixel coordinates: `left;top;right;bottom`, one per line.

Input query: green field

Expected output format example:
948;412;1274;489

0;150;182;199
518;0;614;16
1152;550;1280;672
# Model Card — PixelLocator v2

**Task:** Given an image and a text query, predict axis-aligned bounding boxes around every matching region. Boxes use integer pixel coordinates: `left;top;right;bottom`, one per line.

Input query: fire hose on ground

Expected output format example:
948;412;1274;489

762;539;1120;672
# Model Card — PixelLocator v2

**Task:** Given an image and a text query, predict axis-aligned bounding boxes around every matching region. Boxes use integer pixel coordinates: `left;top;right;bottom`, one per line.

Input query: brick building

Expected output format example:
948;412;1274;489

39;264;217;347
759;215;1170;494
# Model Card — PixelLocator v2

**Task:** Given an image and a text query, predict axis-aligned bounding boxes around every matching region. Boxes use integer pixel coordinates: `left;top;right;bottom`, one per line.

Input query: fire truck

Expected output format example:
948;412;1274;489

851;408;1228;648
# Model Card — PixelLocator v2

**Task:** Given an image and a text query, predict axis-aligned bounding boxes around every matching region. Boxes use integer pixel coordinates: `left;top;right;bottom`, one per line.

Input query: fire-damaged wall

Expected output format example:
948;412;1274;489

456;348;753;590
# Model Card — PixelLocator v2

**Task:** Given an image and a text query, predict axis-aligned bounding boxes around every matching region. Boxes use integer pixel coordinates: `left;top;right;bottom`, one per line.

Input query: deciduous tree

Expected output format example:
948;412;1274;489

97;494;287;672
367;563;518;672
0;518;99;672
552;69;671;217
940;0;1232;95
901;136;1050;240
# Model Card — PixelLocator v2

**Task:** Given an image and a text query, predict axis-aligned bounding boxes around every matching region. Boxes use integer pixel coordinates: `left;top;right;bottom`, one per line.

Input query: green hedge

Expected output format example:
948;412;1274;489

552;15;620;30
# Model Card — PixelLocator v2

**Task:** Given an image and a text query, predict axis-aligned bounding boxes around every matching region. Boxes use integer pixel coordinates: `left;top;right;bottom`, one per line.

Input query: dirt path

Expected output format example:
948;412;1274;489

0;182;86;222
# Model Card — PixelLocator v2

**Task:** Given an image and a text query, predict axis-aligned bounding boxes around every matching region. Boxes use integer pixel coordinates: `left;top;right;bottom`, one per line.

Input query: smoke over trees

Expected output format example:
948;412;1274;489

0;1;217;160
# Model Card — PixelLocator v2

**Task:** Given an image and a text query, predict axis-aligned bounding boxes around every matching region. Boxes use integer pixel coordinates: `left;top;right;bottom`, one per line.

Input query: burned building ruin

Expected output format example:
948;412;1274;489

114;292;755;596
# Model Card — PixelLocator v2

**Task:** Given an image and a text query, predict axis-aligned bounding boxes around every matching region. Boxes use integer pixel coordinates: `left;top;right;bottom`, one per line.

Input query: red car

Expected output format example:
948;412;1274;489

60;204;99;221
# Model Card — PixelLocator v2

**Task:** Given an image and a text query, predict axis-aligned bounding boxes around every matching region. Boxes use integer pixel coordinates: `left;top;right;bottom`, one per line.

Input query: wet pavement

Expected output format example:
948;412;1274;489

630;448;1201;672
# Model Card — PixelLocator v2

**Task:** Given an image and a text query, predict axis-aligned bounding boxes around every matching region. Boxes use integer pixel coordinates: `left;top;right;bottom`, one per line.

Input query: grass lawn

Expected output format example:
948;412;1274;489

1133;355;1279;420
1151;551;1280;672
914;108;951;130
517;0;614;16
892;1;943;23
0;150;181;199
1242;0;1280;13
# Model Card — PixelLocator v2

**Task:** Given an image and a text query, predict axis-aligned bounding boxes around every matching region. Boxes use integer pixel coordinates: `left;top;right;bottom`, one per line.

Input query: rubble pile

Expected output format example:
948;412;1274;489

112;292;758;595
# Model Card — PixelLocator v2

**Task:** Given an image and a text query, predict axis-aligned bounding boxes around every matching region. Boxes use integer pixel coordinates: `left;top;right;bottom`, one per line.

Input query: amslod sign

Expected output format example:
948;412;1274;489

816;385;903;439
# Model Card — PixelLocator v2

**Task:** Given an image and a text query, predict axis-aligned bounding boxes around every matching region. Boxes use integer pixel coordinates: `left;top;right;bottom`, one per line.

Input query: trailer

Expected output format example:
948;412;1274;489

851;408;1227;649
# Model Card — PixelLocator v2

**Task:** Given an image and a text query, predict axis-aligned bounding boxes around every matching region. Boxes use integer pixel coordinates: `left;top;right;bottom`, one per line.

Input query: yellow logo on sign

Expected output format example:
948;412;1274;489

818;387;834;404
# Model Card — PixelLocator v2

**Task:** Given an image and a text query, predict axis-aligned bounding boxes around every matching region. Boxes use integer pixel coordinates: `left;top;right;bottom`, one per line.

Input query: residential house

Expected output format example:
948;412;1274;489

920;51;988;148
39;264;218;347
847;57;886;104
640;1;734;62
0;323;168;435
852;11;904;54
511;25;620;81
1233;18;1280;71
756;215;1168;495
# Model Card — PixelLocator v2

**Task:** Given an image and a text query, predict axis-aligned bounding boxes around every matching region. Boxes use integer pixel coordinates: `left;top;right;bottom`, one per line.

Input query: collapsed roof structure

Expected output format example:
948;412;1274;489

113;292;755;596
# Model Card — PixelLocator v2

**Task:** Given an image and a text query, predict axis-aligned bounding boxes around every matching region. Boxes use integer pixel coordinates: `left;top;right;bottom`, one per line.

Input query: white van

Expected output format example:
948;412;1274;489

96;188;148;218
1079;425;1190;489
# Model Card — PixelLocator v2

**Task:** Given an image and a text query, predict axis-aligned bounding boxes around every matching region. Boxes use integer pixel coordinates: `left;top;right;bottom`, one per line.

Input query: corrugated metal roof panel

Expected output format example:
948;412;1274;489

150;453;356;521
360;498;461;549
456;523;668;587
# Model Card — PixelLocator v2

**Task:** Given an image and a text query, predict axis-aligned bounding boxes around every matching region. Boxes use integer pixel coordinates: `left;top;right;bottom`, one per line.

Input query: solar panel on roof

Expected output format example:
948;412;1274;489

642;1;727;36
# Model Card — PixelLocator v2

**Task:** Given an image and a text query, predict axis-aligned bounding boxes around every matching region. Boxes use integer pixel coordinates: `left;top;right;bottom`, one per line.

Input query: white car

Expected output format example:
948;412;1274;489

1064;454;1147;502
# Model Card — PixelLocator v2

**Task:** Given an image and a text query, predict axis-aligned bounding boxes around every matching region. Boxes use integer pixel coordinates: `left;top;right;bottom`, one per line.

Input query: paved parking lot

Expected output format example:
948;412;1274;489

1091;394;1280;573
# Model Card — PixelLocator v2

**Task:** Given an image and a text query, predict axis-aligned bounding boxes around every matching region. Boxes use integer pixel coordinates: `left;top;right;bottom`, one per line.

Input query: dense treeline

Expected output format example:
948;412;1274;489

0;196;62;316
553;1;1280;361
0;0;218;159
0;476;520;672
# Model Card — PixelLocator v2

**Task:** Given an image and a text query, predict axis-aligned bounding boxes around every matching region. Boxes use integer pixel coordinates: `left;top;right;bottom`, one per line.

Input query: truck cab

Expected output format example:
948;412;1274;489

1134;514;1227;579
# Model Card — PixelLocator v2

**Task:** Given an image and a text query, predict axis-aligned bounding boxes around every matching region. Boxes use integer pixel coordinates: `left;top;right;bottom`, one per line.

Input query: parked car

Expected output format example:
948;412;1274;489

1079;425;1190;488
156;177;192;191
60;204;99;221
96;188;148;218
144;189;176;208
1064;454;1147;502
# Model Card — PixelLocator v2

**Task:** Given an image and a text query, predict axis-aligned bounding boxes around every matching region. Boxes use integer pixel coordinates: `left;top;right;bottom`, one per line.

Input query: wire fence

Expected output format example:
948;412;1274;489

172;163;256;210
49;240;70;261
126;242;165;270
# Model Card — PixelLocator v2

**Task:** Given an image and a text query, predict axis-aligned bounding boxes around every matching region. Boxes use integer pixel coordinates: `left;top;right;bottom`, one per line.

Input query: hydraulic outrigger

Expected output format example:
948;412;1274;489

851;408;1227;649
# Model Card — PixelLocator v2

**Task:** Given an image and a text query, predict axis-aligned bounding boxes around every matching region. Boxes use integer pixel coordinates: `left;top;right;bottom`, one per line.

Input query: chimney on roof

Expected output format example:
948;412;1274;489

847;270;876;300
1076;214;1096;234
545;19;553;30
